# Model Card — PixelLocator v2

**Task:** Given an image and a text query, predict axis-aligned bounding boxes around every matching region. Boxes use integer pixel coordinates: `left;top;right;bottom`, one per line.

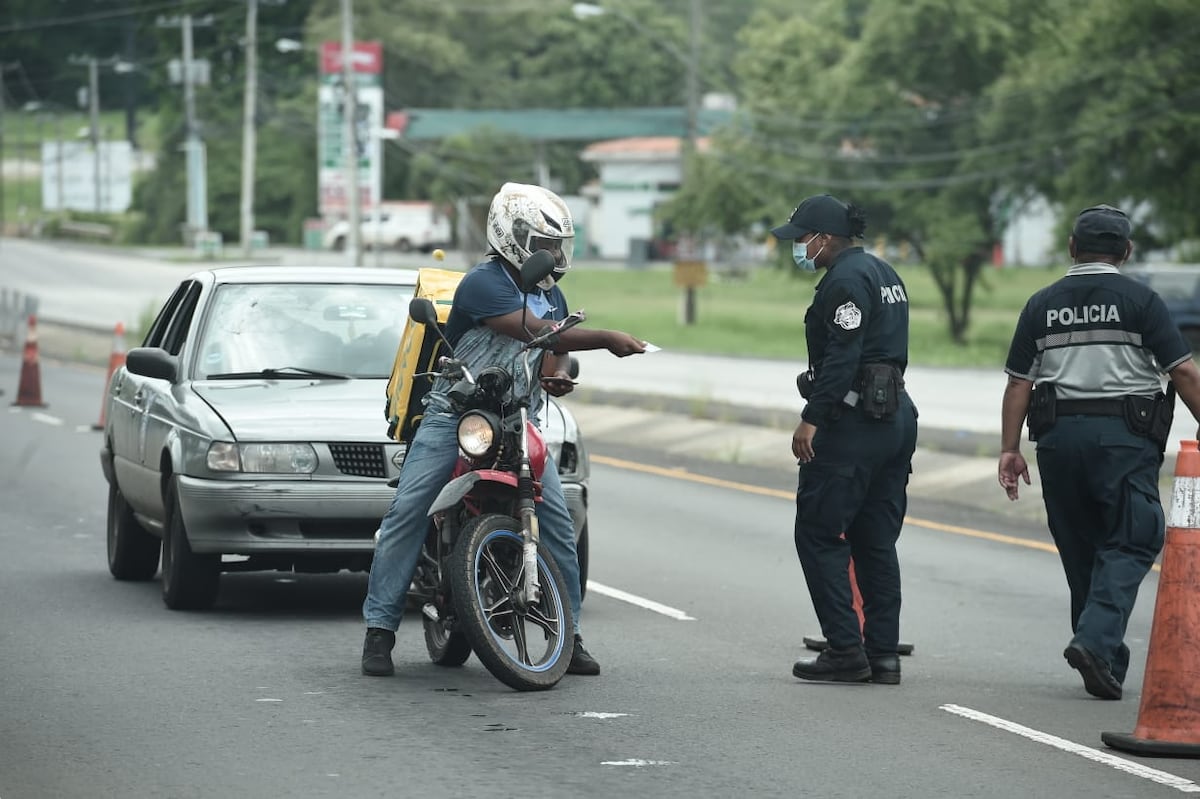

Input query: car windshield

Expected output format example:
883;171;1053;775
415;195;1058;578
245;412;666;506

194;282;413;380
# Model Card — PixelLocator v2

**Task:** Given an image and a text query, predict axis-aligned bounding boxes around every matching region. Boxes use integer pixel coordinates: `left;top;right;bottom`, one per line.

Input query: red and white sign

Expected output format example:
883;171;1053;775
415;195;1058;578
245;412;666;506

319;41;383;75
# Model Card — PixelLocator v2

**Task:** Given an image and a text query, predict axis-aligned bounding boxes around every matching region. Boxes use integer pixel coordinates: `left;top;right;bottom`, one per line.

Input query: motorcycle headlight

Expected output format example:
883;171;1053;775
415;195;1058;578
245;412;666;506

457;411;499;459
206;442;319;473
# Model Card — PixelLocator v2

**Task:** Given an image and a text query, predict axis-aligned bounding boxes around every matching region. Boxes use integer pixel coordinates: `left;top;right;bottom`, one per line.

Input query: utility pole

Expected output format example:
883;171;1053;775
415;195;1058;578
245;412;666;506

0;67;7;235
88;57;102;213
341;0;362;266
240;0;258;257
182;14;207;240
679;0;703;326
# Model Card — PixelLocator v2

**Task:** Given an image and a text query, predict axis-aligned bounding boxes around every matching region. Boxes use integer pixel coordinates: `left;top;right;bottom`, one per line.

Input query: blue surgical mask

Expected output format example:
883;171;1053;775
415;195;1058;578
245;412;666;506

792;237;824;272
525;289;553;318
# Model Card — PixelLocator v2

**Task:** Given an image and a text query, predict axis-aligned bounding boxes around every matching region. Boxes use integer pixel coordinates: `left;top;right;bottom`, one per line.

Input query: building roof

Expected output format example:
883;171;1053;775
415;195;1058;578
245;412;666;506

391;107;732;142
580;136;711;161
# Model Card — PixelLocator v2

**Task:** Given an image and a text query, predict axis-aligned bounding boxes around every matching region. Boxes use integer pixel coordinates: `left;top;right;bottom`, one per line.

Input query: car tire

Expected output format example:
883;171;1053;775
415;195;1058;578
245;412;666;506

331;236;346;252
161;480;221;610
107;481;160;581
395;238;413;253
577;521;589;602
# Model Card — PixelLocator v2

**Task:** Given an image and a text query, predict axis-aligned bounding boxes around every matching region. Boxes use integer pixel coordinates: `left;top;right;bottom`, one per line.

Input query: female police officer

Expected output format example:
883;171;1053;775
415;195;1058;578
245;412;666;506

772;194;919;685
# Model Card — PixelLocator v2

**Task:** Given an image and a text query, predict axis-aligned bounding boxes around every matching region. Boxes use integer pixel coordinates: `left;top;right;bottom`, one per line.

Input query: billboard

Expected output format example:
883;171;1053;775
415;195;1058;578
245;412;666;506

318;41;383;217
41;140;133;213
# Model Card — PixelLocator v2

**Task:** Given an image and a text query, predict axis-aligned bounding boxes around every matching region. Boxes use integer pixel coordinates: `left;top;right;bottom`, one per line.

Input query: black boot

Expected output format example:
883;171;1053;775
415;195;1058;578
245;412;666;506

1064;642;1121;700
869;654;901;685
362;628;396;676
567;634;601;675
792;646;871;683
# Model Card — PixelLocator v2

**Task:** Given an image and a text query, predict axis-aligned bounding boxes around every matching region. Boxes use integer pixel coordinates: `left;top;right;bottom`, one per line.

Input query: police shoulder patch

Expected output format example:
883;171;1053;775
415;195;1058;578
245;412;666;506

833;301;862;330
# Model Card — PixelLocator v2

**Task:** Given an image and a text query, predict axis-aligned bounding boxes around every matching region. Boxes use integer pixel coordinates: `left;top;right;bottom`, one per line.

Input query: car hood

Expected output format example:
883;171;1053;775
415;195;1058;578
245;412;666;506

192;379;390;442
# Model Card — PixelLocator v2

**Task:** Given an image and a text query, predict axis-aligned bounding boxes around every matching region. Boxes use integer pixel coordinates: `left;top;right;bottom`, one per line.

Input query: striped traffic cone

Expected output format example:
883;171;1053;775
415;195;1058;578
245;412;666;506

1103;439;1200;757
11;314;46;408
93;322;127;430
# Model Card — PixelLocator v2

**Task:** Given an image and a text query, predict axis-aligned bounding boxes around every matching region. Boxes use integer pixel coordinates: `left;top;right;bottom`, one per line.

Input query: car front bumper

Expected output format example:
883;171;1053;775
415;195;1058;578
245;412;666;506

177;475;394;554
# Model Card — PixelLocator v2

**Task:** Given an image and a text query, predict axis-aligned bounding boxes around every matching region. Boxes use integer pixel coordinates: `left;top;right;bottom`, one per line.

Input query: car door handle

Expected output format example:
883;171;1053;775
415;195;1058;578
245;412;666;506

133;390;146;406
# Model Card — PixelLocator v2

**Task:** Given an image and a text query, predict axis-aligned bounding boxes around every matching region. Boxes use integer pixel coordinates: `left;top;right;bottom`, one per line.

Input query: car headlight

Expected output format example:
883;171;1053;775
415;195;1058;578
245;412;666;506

457;411;499;459
205;442;318;474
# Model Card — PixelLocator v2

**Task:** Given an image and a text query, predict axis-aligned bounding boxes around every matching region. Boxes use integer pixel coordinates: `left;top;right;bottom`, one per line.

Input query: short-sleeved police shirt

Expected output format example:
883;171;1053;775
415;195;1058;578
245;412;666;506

426;258;567;415
1004;263;1191;399
802;247;910;426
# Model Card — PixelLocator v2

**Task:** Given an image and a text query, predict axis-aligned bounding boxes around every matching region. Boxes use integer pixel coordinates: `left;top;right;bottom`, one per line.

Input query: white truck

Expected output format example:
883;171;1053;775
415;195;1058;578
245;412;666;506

323;201;452;253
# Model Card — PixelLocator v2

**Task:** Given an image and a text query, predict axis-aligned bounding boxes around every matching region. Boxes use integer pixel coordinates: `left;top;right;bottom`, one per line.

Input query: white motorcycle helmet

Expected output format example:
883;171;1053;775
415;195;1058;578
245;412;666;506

486;182;574;290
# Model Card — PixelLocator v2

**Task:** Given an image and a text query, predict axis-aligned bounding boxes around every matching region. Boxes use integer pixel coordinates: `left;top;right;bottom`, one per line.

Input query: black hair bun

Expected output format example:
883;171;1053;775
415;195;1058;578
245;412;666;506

845;203;867;238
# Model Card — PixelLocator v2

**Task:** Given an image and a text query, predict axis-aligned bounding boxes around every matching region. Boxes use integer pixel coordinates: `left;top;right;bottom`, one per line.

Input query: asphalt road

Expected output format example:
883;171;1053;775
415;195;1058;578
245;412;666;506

2;355;1198;798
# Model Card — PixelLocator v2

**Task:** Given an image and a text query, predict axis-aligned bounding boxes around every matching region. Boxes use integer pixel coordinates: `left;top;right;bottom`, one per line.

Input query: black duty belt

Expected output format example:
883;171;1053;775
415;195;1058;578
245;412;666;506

1055;398;1126;416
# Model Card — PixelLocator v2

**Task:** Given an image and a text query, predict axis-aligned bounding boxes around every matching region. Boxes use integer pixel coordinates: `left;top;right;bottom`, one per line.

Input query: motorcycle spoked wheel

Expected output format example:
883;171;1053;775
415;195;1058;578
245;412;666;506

449;513;574;691
415;530;472;667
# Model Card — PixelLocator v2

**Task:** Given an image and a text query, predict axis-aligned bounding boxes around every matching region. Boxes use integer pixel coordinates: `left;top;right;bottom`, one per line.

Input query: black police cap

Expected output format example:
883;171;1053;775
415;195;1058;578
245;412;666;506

1072;204;1131;256
772;194;854;239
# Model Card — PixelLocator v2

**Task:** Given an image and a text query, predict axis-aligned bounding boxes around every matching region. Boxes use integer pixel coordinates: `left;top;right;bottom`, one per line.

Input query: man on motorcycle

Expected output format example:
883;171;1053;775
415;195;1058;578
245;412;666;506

362;182;646;677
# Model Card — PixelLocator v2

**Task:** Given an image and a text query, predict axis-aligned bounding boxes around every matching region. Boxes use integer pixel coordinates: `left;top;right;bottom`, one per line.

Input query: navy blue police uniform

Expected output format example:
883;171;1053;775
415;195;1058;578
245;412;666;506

1004;211;1191;690
795;245;919;661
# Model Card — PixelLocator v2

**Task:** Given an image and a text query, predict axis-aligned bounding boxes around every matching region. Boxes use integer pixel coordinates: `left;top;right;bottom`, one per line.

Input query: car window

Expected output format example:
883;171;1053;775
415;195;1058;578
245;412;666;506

1145;271;1200;302
193;282;414;379
143;282;189;347
160;281;202;356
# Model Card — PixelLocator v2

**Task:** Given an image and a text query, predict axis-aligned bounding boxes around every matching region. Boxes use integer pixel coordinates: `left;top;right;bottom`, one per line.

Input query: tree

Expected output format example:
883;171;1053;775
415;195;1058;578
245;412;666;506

987;0;1200;250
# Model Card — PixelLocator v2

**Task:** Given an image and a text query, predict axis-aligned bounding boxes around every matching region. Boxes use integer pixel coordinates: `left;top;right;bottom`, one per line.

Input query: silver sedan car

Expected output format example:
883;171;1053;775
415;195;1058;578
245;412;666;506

100;266;590;610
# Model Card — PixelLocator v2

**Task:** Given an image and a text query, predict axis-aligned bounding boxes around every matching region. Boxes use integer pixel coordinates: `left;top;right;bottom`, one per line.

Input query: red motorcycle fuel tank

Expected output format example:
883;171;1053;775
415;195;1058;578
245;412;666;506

526;421;548;478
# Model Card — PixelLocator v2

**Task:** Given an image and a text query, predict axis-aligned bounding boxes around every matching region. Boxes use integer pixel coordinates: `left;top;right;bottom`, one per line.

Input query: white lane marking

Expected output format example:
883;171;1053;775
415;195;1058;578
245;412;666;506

573;712;629;719
31;412;63;426
256;698;283;703
602;759;675;767
75;424;94;433
587;581;696;621
941;704;1200;793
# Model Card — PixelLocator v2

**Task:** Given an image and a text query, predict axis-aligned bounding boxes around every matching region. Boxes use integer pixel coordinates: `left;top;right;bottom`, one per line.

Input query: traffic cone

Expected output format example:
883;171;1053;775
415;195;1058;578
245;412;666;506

92;322;127;430
1103;439;1200;757
804;547;915;656
11;314;46;408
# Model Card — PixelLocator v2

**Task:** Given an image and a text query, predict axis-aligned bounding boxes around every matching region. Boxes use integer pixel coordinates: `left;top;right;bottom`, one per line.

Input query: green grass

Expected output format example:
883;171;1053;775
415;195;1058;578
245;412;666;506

563;262;1064;368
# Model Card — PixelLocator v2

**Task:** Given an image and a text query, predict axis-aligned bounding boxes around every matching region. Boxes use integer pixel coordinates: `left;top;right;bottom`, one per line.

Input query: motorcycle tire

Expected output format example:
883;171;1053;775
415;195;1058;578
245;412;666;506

423;615;472;667
412;531;473;667
449;513;574;692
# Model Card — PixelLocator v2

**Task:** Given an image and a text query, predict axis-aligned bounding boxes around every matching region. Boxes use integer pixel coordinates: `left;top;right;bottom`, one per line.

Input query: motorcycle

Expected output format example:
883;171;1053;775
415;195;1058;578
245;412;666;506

405;251;586;691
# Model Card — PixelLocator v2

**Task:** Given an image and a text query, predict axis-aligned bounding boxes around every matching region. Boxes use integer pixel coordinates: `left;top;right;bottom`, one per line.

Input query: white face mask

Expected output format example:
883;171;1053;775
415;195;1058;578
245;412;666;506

793;236;825;272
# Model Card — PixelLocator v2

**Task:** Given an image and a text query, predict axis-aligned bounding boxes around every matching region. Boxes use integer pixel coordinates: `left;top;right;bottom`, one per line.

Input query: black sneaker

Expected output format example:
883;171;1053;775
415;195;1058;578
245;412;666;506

869;654;901;685
567;634;601;675
362;628;396;676
792;646;871;683
1064;642;1121;700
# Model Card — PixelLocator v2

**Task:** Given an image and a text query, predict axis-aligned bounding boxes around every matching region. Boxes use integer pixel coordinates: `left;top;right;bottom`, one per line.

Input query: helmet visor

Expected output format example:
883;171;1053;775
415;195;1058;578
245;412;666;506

527;234;573;273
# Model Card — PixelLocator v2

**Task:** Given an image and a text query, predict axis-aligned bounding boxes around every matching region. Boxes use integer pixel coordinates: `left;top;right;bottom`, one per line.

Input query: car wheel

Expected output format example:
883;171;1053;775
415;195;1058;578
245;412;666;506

107;481;160;581
161;480;221;610
331;236;346;252
577;521;589;602
395;238;413;253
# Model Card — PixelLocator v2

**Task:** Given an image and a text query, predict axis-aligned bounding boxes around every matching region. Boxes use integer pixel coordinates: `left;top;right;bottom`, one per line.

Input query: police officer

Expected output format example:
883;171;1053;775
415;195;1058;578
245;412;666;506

773;194;919;685
999;204;1200;700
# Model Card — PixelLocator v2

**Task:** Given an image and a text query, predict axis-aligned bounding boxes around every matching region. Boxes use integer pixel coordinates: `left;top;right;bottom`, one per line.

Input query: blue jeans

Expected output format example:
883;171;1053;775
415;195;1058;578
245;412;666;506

363;411;584;634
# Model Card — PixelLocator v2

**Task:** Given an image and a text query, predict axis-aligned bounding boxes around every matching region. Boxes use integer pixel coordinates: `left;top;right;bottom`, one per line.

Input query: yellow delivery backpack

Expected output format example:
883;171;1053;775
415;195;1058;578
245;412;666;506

385;267;465;443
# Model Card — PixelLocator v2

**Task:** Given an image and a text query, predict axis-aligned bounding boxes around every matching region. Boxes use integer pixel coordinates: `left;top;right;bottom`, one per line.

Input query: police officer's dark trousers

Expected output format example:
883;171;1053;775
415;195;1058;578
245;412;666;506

1036;414;1165;685
794;394;918;656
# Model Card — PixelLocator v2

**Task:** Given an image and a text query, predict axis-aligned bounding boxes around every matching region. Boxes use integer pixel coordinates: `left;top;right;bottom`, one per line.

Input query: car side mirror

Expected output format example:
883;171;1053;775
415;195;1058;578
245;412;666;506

125;347;178;382
519;249;556;293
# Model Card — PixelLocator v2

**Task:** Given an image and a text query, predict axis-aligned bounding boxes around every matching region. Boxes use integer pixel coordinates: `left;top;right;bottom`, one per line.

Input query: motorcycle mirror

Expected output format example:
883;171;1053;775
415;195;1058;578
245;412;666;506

409;297;439;326
567;356;580;380
519;249;556;292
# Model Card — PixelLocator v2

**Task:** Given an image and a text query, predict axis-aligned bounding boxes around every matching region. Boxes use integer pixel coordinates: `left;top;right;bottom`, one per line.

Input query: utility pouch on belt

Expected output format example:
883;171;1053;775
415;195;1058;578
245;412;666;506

1027;382;1057;441
796;369;815;399
1126;385;1175;452
857;363;903;420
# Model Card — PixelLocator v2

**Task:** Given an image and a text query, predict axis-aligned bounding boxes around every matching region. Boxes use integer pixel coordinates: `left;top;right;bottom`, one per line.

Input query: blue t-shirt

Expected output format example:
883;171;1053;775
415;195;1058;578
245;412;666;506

426;258;568;416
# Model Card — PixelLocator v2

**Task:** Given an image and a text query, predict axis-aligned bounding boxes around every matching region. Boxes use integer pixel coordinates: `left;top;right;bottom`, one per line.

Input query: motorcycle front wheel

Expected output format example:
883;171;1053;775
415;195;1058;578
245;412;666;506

450;513;574;691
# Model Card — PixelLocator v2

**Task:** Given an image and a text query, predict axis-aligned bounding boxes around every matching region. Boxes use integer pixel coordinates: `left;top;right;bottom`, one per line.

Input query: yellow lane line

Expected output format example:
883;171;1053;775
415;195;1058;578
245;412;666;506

591;453;1161;571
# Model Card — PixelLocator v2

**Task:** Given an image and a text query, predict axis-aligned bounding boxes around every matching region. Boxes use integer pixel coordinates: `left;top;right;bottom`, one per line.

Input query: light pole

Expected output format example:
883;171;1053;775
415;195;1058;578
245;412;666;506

240;0;258;257
370;126;399;267
340;0;362;267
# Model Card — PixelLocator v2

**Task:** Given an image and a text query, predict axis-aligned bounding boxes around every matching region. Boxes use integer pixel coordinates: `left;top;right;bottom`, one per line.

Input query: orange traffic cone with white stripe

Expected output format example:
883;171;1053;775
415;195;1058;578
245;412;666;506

1103;439;1200;757
803;547;915;656
11;314;46;408
92;322;127;430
